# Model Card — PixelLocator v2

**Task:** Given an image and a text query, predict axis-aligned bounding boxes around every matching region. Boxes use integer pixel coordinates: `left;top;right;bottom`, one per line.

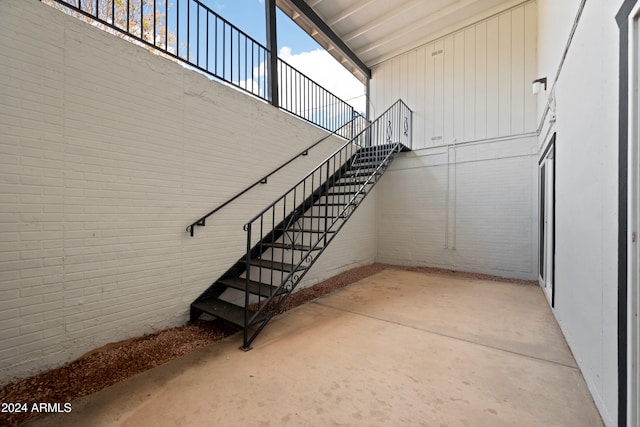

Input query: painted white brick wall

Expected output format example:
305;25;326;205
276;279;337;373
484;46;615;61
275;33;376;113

376;136;538;280
0;0;376;383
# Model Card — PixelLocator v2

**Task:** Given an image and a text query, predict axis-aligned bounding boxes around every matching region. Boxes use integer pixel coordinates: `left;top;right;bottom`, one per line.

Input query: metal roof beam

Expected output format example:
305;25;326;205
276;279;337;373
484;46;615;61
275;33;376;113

277;0;371;80
326;0;371;26
342;0;424;43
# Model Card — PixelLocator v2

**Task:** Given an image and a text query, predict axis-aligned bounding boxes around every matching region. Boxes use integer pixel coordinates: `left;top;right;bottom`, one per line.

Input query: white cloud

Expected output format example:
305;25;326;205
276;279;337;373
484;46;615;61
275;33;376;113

233;46;366;132
278;47;365;114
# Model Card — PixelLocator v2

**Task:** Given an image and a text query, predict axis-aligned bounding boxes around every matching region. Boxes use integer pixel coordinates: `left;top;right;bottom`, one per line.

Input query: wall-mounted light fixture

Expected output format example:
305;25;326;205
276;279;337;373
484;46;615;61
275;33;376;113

532;77;547;94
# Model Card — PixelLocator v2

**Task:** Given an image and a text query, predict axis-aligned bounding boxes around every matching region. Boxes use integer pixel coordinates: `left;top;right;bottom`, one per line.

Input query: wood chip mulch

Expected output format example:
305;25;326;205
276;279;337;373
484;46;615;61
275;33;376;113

0;264;534;426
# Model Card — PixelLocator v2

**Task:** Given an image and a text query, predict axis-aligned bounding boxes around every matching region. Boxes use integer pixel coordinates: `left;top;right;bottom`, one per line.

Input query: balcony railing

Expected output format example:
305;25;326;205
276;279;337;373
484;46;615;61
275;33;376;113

44;0;363;139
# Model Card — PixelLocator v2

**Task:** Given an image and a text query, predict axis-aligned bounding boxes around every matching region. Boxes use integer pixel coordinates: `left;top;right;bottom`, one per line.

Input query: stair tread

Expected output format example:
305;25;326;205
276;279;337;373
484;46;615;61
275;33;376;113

219;277;281;297
344;168;380;175
312;202;358;206
359;145;396;152
327;190;363;195
248;259;306;272
333;181;369;186
341;175;377;180
286;227;337;232
301;213;349;219
353;159;387;164
344;167;380;172
192;298;260;327
349;164;379;169
267;242;322;251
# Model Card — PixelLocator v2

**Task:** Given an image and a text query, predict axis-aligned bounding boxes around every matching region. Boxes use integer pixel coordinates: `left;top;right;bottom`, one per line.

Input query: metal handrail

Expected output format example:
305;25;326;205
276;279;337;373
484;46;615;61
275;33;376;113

246;141;399;318
244;100;411;226
43;0;361;136
187;100;411;349
186;113;366;236
277;58;360;135
237;99;412;348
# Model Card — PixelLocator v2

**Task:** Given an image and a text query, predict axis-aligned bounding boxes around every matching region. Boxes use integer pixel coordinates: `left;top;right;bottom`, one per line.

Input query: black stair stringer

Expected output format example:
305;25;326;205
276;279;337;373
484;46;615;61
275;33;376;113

189;141;406;348
241;144;399;331
189;154;356;321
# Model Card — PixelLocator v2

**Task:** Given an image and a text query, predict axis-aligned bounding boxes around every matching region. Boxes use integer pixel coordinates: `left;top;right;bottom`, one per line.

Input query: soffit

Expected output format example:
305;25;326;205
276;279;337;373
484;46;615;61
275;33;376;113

277;0;526;81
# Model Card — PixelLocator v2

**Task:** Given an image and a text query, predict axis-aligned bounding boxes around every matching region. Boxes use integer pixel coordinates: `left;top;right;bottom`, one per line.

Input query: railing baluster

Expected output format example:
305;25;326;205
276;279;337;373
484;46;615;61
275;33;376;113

324;161;329;247
153;0;156;46
205;11;209;69
196;3;200;66
48;0;366;152
186;0;191;60
244;37;247;91
244;223;251;348
271;208;275;289
259;217;264;302
175;0;179;57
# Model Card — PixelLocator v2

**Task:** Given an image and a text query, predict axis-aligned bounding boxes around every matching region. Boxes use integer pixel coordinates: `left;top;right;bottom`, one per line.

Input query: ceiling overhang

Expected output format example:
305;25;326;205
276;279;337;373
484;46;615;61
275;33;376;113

277;0;529;82
276;0;371;82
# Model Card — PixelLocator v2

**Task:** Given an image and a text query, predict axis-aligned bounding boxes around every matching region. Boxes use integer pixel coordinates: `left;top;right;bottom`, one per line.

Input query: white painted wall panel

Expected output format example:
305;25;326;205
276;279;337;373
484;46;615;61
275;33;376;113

443;36;455;145
486;16;501;139
370;3;537;149
414;46;427;146
498;12;512;137
523;3;538;133
423;44;435;146
0;0;376;383
406;50;417;130
433;40;445;145
511;6;525;135
453;32;465;142
475;21;488;140
464;28;476;141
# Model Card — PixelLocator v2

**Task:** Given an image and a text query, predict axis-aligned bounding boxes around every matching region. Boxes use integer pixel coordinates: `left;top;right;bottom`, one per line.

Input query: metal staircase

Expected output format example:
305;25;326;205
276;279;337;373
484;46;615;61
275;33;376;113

189;100;412;350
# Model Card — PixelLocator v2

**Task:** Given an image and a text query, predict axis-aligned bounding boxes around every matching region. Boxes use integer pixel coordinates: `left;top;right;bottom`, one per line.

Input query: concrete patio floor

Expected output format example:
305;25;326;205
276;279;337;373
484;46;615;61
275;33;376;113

27;269;603;427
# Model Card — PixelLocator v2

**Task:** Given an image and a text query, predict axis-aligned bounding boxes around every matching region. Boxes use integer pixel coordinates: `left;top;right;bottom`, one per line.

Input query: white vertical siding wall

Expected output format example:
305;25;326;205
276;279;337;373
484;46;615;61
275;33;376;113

536;1;622;425
370;3;537;150
0;0;376;384
371;2;538;280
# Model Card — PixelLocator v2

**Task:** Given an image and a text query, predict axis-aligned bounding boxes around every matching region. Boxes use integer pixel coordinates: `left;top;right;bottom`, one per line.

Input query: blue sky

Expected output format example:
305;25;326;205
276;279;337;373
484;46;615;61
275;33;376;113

199;0;365;112
202;0;322;54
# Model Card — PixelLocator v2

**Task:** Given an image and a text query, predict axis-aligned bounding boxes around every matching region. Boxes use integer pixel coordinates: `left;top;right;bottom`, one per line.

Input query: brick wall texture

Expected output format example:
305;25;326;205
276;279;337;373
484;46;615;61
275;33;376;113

0;0;377;383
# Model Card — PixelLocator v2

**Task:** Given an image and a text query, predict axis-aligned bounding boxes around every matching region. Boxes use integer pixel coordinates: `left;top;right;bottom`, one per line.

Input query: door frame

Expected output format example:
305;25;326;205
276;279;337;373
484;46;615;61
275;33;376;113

538;134;556;307
620;1;640;425
627;4;640;426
